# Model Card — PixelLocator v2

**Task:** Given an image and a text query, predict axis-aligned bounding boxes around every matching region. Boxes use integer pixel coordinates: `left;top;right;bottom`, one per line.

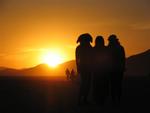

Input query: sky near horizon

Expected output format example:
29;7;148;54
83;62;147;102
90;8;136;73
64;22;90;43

0;0;150;69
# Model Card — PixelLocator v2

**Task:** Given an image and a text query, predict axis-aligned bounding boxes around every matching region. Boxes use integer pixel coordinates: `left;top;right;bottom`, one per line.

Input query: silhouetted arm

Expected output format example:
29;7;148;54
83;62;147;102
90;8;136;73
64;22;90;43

75;46;80;74
120;46;126;71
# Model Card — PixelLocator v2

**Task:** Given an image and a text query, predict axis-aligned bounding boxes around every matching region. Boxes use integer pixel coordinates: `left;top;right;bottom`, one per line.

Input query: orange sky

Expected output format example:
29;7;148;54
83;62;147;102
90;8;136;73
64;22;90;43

0;0;150;69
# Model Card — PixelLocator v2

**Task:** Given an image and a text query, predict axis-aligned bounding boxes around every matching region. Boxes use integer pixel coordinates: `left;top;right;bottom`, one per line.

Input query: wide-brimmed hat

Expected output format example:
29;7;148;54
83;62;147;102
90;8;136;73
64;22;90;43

77;33;93;43
108;34;118;41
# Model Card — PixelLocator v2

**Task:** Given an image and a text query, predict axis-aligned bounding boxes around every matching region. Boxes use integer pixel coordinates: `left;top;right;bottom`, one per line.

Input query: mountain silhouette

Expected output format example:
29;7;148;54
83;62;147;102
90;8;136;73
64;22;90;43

0;67;7;71
20;64;52;76
0;61;76;76
125;49;150;76
0;67;21;76
0;49;150;77
59;60;76;72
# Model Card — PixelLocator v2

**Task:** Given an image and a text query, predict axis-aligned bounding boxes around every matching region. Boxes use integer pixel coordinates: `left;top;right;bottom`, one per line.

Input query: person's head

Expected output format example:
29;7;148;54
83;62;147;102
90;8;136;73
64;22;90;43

77;33;93;45
108;34;120;45
95;36;104;47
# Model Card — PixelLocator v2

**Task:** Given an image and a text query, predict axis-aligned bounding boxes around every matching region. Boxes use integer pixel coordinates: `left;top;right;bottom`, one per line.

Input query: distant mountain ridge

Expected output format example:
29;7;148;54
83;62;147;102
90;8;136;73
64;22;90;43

0;61;76;76
0;67;7;71
125;49;150;76
0;49;150;77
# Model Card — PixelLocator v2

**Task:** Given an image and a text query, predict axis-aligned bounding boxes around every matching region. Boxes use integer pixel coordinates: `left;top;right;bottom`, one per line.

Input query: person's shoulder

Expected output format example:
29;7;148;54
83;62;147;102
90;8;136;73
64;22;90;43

88;44;93;48
86;45;93;50
119;45;125;50
104;46;111;53
106;45;111;49
76;45;81;49
76;46;81;53
104;46;108;48
105;46;110;50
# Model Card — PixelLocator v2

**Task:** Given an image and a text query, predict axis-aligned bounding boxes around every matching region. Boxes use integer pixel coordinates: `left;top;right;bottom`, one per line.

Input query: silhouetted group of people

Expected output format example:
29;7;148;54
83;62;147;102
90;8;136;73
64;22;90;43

65;68;76;82
76;33;126;106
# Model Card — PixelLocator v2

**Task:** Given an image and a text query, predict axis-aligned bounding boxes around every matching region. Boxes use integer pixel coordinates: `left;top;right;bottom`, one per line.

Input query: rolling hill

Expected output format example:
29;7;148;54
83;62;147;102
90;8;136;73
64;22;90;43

0;49;150;77
125;49;150;76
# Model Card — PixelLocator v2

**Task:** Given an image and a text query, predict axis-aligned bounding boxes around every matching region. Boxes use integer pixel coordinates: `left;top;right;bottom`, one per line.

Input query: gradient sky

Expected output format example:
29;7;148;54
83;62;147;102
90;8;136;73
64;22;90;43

0;0;150;69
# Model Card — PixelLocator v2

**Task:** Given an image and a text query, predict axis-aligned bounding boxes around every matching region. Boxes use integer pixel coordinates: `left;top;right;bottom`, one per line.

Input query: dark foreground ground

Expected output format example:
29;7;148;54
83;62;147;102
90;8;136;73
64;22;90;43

0;76;150;113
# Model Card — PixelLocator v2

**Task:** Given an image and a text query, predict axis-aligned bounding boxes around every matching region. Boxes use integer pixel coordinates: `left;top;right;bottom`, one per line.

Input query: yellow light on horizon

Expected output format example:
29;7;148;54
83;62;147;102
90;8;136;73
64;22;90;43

41;51;63;68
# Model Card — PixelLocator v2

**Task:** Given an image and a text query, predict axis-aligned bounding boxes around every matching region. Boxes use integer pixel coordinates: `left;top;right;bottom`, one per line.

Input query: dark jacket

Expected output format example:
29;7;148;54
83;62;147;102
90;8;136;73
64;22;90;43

93;46;110;73
108;43;125;72
76;44;93;73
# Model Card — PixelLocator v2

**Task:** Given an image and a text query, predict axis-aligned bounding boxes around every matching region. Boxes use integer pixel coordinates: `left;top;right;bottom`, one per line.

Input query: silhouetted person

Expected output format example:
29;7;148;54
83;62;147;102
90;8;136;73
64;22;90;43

70;69;76;81
108;34;126;105
93;36;110;106
76;33;93;105
65;68;70;80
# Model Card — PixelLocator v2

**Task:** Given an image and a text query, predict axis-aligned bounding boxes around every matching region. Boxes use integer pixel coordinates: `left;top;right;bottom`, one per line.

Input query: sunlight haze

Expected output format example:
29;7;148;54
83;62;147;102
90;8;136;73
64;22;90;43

0;0;150;68
41;50;65;67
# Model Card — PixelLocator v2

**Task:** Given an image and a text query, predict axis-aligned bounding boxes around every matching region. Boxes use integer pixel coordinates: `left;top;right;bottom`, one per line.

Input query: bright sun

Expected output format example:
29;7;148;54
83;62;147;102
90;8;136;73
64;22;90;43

42;52;63;68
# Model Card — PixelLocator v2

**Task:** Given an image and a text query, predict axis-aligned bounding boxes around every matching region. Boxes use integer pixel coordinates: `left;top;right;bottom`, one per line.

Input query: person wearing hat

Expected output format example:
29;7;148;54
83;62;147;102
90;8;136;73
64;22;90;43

76;33;93;105
92;36;110;106
107;34;126;105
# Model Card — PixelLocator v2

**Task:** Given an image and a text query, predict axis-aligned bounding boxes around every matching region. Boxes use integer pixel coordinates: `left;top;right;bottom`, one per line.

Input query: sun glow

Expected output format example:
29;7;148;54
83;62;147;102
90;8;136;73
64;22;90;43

41;51;63;68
